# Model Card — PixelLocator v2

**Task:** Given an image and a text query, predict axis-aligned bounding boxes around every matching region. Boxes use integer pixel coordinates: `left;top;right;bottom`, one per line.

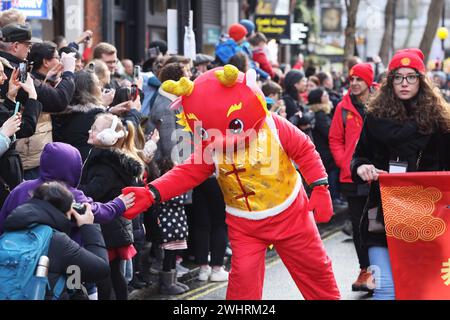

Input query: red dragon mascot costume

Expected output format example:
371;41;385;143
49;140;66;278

123;65;340;300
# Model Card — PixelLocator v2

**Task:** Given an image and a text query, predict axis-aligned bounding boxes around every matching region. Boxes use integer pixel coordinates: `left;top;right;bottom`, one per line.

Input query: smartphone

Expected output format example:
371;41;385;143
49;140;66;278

130;84;139;101
18;62;27;83
133;65;141;81
13;102;20;116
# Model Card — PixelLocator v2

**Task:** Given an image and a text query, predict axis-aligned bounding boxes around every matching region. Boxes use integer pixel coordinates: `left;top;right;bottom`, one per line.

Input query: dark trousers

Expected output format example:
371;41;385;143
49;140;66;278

347;195;370;269
192;178;228;266
327;168;341;200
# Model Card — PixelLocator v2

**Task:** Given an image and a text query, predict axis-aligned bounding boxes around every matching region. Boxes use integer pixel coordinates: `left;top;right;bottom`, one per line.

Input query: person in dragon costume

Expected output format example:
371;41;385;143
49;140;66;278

122;65;341;300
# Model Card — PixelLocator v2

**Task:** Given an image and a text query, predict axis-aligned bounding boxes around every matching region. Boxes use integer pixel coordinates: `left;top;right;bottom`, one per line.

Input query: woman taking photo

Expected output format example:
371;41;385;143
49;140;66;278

351;49;450;300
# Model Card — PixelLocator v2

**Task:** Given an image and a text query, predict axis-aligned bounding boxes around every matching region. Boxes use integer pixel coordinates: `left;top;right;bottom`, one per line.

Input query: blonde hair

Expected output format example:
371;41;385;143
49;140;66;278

86;59;110;87
93;42;117;59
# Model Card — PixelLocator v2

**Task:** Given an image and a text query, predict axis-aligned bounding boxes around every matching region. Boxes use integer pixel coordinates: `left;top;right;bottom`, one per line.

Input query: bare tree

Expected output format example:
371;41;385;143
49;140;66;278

379;0;396;65
344;0;361;62
419;0;445;61
402;0;419;48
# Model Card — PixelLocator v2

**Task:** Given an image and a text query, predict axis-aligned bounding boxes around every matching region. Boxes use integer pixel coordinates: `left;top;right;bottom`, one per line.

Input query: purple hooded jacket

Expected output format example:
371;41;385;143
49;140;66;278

0;142;126;235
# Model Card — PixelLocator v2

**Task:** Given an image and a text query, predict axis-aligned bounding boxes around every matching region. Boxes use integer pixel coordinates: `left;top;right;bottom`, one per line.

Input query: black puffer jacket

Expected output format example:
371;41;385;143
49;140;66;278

351;113;450;248
309;103;337;173
3;198;110;299
80;148;144;249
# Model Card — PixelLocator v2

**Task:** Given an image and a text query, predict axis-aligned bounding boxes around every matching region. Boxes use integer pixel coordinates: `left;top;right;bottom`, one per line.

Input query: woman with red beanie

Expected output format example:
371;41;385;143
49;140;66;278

351;49;450;300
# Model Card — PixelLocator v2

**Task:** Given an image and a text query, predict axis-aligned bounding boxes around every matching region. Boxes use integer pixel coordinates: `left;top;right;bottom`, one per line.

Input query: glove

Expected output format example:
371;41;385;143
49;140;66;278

308;185;334;224
122;186;155;220
60;52;76;73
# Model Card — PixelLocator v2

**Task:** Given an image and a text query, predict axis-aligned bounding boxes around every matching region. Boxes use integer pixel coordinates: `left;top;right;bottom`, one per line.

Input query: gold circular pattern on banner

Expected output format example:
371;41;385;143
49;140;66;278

432;219;446;236
380;186;447;242
392;223;408;239
419;224;436;242
401;226;420;242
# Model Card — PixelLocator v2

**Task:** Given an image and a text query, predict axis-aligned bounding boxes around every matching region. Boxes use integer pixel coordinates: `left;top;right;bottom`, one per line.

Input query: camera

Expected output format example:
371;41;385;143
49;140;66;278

18;62;28;83
72;203;86;215
289;110;316;129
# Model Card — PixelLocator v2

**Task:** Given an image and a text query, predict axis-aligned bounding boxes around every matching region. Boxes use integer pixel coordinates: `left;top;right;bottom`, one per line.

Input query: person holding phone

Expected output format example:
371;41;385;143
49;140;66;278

0;57;42;206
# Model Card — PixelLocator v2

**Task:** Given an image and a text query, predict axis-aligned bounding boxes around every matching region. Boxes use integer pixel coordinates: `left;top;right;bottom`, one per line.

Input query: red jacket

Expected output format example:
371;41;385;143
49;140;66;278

252;48;275;79
329;93;364;183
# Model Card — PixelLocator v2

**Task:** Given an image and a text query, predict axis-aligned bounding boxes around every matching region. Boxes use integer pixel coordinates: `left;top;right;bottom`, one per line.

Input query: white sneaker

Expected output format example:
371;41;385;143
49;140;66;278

210;267;229;282
198;266;212;281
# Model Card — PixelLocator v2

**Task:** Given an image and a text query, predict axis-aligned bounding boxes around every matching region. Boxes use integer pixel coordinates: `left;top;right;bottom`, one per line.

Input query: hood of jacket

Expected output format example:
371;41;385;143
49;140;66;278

40;142;83;188
86;148;144;183
3;198;72;234
309;103;331;114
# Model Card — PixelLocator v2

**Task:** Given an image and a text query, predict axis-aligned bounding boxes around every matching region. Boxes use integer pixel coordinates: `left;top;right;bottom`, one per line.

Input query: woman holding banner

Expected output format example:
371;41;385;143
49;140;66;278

350;48;450;300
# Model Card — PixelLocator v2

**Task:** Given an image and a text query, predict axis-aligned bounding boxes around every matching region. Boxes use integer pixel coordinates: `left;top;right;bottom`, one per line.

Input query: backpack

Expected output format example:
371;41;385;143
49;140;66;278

0;224;65;300
215;39;242;65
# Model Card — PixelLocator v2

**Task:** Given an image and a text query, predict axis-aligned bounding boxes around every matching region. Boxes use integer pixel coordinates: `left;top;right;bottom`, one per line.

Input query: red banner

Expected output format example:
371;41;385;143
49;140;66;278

379;172;450;299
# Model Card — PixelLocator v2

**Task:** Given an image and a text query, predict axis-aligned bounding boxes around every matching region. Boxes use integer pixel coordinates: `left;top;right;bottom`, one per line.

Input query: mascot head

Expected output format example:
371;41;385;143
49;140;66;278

162;65;269;148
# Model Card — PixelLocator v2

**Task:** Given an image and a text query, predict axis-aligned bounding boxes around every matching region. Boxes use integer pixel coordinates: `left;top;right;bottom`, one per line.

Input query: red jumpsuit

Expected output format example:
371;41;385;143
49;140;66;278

150;115;341;300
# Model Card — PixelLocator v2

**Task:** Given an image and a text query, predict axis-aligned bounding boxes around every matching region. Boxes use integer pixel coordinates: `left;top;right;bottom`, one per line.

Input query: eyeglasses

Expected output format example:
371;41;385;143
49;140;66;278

392;73;421;85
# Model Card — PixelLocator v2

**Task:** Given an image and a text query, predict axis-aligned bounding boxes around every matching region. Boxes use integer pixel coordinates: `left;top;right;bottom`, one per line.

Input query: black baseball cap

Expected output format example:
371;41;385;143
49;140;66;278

0;23;42;43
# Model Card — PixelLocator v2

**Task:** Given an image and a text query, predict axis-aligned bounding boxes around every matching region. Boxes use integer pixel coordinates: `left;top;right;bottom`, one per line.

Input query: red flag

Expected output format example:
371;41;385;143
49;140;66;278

379;172;450;299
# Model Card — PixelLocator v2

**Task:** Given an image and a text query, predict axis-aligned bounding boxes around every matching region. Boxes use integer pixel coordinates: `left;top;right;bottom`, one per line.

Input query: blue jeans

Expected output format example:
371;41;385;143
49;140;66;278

368;246;396;300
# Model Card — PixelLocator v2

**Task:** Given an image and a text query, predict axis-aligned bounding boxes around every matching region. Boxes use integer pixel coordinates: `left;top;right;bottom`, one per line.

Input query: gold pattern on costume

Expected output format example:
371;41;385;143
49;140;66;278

380;186;446;242
216;123;298;212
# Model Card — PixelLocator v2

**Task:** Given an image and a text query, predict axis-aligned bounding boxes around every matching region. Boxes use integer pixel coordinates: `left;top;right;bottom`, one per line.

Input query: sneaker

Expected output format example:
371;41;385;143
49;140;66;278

198;266;212;281
210;266;229;282
352;269;376;292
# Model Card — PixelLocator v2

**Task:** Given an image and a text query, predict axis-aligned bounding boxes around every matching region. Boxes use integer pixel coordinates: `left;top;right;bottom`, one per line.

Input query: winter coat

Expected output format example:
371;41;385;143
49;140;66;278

0;133;10;156
309;103;337;173
0;142;126;236
350;113;450;248
144;88;183;162
0;96;42;205
80;148;144;249
52;103;107;161
252;48;274;79
15;70;76;170
329;93;365;184
3;198;110;299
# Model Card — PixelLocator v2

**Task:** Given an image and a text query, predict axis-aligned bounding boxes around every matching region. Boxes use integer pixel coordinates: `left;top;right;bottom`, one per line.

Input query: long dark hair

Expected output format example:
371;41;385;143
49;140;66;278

367;70;450;135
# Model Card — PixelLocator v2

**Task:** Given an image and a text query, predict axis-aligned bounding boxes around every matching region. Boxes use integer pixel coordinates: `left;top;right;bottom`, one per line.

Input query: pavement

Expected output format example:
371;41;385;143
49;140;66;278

129;203;350;300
